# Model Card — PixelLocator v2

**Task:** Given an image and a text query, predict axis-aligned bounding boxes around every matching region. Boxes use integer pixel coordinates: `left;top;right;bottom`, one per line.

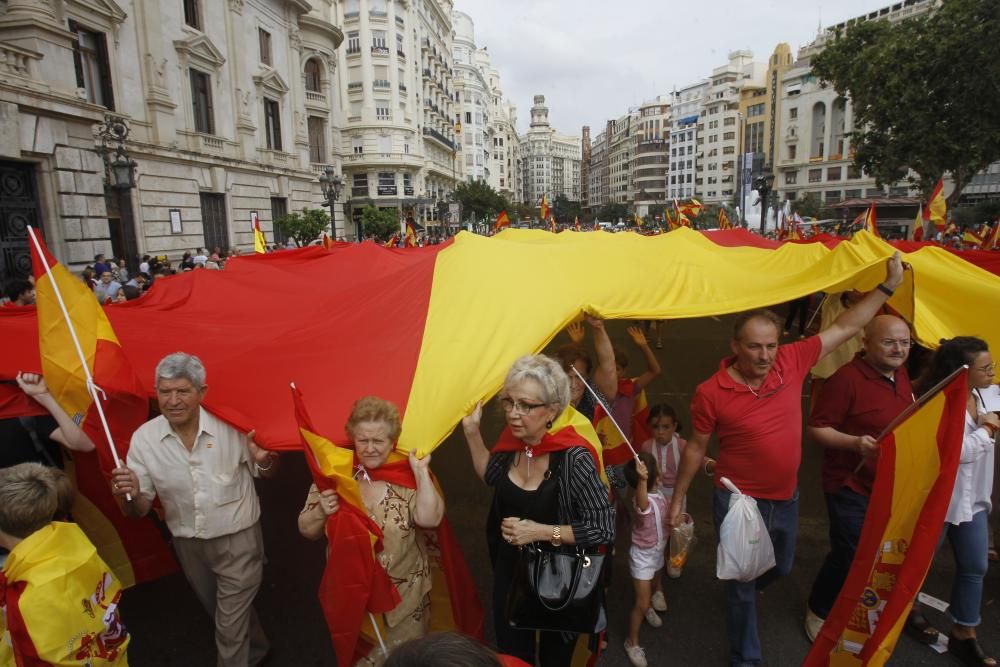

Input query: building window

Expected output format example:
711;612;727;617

259;29;272;66
347;32;360;54
352;173;368;197
789;107;798;120
827;167;842;181
71;23;114;109
264;98;282;150
788;144;797;160
183;0;201;30
304;58;321;92
189;68;214;134
722;131;735;141
808;168;822;183
785;171;797;185
371;31;388;54
376;106;391;120
396;33;404;56
352;137;364;154
378;171;396;195
307;116;325;163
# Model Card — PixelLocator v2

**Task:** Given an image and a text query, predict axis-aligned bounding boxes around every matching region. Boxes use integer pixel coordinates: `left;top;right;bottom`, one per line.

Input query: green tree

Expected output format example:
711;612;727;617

811;0;1000;203
552;194;583;223
274;207;329;246
791;192;824;218
955;199;1000;228
597;202;629;223
361;206;399;243
451;179;506;222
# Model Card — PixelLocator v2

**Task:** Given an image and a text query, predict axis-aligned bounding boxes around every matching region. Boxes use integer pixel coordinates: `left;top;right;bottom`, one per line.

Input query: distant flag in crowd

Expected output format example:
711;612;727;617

673;200;691;228
787;213;803;241
493;210;510;233
322;232;334;249
27;227;176;588
540;194;550;221
548;216;557;233
404;222;418;247
862;203;880;238
252;212;266;254
912;203;928;242
678;198;703;218
718;208;732;230
383;234;399;248
634;213;644;228
928;178;947;230
593;218;600;231
982;220;1000;250
574;216;581;231
961;228;985;246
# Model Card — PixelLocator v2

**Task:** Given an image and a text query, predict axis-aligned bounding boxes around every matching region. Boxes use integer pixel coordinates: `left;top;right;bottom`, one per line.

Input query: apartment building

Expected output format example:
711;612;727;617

587;128;609;212
518;95;581;206
668;81;707;201
632;98;670;216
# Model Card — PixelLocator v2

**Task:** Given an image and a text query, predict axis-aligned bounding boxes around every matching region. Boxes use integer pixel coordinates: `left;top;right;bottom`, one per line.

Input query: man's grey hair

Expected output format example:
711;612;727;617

503;354;570;413
155;352;207;388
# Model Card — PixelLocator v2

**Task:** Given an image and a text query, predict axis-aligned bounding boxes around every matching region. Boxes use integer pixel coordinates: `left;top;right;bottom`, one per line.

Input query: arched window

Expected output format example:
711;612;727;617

304;58;321;92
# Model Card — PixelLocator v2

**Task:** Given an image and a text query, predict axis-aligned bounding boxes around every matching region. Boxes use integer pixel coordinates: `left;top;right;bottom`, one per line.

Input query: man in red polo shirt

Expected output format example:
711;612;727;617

804;314;915;640
669;254;905;667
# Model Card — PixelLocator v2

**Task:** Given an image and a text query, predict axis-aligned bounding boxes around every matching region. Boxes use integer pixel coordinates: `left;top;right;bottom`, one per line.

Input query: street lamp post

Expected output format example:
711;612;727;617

96;115;139;273
318;166;345;242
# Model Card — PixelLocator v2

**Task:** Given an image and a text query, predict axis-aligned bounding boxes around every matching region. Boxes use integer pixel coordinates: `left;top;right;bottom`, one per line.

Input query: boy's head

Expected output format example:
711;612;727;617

624;451;658;491
48;467;75;520
0;463;58;541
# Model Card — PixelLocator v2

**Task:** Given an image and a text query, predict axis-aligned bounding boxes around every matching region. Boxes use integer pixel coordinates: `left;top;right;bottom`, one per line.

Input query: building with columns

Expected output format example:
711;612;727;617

518;94;581;209
0;0;347;279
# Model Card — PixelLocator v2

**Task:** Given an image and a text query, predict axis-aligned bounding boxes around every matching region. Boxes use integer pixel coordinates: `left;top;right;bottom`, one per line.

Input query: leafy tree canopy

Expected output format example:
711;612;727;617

552;194;583;223
361;206;399;243
274;207;329;246
451;179;508;221
812;0;1000;202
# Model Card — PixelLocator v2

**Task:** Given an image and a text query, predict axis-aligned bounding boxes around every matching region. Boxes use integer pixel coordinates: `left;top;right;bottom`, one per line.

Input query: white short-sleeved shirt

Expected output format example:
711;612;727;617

944;386;998;525
128;407;260;539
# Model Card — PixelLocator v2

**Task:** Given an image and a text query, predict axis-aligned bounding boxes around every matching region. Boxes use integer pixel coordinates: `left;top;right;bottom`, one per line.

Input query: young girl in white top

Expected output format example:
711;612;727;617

639;404;715;579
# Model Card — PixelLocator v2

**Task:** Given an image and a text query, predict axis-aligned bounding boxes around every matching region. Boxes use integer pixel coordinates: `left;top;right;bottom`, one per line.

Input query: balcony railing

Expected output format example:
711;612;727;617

346;46;360;55
373;79;391;90
422;127;455;150
395;16;405;27
397;50;406;59
371;46;389;56
422;68;432;77
347;82;363;91
305;90;326;104
398;83;407;93
0;43;40;78
369;10;387;18
344;10;359;19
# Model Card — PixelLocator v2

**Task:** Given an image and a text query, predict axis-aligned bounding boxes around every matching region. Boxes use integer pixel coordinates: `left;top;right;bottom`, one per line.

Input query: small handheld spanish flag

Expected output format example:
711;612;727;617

548;216;557;233
928;178;946;231
383;234;398;248
493;210;510;233
575;216;581;231
718;208;732;230
404;222;418;247
252;213;267;254
862;202;880;238
634;213;643;228
540;194;550;221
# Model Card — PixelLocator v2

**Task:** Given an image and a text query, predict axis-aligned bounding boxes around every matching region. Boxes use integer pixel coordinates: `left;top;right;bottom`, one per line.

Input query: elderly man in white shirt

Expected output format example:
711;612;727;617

112;352;277;667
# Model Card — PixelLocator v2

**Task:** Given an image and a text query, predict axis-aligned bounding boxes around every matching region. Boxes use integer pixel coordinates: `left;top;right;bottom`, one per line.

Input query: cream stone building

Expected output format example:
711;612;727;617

632;98;670;217
518;94;580;209
0;0;349;279
668;80;706;201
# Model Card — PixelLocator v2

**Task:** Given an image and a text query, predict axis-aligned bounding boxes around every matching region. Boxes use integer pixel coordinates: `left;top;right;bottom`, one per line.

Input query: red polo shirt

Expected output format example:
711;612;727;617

691;336;822;500
809;353;914;496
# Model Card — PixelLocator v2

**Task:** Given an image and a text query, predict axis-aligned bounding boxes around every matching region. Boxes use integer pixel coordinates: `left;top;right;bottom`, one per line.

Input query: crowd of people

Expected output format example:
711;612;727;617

2;252;998;667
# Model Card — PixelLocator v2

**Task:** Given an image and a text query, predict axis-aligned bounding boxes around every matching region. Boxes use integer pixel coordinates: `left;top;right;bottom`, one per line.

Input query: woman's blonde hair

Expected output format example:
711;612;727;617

345;396;402;442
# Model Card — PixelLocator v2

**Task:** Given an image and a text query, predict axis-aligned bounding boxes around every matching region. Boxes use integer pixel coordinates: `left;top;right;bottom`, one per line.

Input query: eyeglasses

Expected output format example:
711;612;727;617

878;338;913;349
974;361;997;373
500;398;547;416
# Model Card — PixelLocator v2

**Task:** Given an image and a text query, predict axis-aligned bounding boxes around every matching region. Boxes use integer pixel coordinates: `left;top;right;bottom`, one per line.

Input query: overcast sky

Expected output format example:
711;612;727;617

454;0;886;136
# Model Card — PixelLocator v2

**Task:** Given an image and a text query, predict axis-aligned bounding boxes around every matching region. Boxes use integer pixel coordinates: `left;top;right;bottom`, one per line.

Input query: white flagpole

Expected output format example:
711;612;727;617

27;227;128;491
570;365;639;461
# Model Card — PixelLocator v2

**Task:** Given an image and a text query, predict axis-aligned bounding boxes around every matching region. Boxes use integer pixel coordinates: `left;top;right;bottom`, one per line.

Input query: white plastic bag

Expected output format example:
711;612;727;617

716;477;776;582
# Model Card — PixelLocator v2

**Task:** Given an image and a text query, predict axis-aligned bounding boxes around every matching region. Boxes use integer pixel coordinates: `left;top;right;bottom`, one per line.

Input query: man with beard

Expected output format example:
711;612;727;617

668;254;905;667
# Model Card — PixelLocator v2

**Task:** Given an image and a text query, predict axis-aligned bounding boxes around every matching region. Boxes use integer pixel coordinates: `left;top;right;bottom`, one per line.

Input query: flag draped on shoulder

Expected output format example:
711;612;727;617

592;378;650;467
28;228;175;588
0;522;130;666
493;405;606;482
291;385;482;666
253;217;267;254
804;368;967;667
493;210;510;233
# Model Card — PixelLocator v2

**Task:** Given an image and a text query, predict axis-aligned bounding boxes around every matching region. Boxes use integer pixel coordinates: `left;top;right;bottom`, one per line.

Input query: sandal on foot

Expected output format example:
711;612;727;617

905;609;939;645
948;634;997;666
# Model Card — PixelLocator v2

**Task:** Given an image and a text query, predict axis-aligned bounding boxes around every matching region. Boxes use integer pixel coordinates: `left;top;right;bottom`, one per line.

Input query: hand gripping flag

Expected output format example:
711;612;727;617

927;178;947;231
540;194;550;222
253;214;267;254
291;385;482;665
493;210;510;233
28;228;175;587
804;367;967;666
0;522;130;666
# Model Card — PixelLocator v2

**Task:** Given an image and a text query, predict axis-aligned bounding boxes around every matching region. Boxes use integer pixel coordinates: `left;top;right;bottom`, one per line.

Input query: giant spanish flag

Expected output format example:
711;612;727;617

2;230;999;460
28;229;175;587
404;222;418;247
0;522;130;666
291;385;482;666
804;368;967;666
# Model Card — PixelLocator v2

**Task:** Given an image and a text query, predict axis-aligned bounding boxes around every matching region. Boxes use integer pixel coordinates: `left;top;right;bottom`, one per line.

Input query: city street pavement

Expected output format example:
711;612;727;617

119;315;999;666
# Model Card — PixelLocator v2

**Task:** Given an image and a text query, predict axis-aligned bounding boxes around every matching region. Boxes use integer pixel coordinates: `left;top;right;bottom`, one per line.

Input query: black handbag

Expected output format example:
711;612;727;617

506;543;607;633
